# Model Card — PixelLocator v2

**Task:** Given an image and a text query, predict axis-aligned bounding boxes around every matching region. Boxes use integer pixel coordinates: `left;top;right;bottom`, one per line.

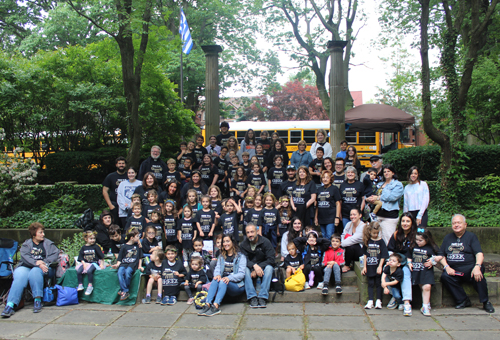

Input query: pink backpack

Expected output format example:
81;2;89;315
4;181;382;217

56;251;70;278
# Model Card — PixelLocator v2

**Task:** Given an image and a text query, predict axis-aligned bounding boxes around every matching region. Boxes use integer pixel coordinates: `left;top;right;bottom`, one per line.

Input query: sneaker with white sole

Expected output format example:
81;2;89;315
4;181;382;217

421;306;431;316
77;284;84;291
387;299;398;309
398;304;405;311
304;282;310;290
336;286;342;294
403;304;412;316
364;300;374;309
317;282;324;290
375;299;382;309
84;285;94;296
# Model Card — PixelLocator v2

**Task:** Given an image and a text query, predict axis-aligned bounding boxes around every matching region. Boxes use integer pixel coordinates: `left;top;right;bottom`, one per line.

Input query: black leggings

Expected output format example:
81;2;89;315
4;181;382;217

77;265;97;285
344;245;364;267
303;264;324;285
367;275;382;301
184;283;203;298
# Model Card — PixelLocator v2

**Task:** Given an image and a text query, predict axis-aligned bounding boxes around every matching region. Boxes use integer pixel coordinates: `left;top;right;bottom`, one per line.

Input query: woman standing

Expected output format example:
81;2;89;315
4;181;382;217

315;170;341;240
344;146;361;175
341;208;366;272
387;212;417;316
310;129;332;159
1;223;59;317
339;166;365;231
267;138;289;168
134;172;162;205
117;167;143;227
403;166;430;227
291;166;317;225
367;164;403;244
198;235;246;317
290;140;313;169
238;129;257;161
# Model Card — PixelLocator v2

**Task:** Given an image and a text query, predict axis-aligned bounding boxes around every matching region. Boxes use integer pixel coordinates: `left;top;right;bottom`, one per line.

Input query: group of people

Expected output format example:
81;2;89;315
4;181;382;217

1;122;495;319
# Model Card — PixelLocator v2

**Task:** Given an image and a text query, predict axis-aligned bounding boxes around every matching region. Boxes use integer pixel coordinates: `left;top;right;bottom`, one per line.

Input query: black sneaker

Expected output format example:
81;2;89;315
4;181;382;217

322;286;329;295
205;305;221;317
249;297;259;308
336;286;342;295
484;301;495;313
198;304;211;316
258;298;267;308
1;305;15;318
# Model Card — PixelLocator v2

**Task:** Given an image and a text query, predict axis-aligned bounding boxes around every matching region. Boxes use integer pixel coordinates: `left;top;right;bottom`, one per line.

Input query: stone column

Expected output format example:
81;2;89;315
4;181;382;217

201;45;223;141
327;40;347;154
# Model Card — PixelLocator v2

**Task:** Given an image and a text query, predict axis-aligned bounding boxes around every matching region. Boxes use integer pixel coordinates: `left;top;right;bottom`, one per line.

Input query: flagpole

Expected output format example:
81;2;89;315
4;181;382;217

180;6;183;104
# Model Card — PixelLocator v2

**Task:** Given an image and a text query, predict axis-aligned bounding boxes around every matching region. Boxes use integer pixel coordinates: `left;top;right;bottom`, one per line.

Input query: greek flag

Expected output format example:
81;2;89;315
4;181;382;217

179;9;193;55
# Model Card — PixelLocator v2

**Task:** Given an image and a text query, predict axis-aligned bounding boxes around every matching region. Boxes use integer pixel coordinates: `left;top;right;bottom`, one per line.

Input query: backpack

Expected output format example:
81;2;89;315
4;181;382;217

75;209;95;231
56;251;70;278
269;266;285;302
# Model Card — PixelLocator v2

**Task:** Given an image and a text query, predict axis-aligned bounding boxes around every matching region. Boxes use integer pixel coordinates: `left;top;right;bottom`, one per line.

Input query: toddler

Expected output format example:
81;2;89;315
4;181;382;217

144;249;165;304
183;257;208;305
364;168;383;221
284;243;304;278
76;231;105;295
382;254;404;312
362;222;388;309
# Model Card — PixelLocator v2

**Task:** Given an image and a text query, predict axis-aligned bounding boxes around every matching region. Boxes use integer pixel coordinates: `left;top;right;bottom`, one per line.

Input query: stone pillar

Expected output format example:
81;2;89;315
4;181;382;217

327;40;347;155
201;45;223;142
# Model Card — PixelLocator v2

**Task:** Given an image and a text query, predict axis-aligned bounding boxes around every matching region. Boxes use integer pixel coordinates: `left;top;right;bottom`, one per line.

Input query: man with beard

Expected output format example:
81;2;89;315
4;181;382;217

102;157;128;226
138;146;168;188
240;224;275;308
279;165;297;198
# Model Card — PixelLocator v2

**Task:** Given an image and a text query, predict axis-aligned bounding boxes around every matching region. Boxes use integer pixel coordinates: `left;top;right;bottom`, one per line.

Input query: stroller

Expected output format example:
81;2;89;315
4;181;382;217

0;238;19;305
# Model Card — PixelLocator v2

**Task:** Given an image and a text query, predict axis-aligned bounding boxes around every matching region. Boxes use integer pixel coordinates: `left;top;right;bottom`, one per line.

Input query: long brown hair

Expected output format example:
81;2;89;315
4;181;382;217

296;166;312;185
345;146;358;165
221;235;240;259
363;221;382;247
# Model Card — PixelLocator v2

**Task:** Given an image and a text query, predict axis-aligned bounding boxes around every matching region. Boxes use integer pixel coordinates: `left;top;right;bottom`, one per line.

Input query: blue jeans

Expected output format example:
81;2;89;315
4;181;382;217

401;265;412;301
323;263;341;285
117;266;135;293
206;279;245;306
244;265;273;300
385;274;403;304
320;223;335;240
7;266;54;306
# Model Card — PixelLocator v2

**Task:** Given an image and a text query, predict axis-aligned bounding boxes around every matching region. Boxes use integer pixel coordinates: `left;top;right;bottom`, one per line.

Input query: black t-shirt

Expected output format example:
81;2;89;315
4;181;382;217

244;208;263;227
411;244;436;273
142;203;160;220
333;173;345;189
292;181;316;207
125;215;147;237
102;172;128;202
362;239;389;277
175;151;188;171
268;167;285;189
146;222;163;243
213;157;228;181
186;269;208;285
218;212;240;240
199;165;218;187
134;186;163;206
256;154;267;168
259;139;271;155
262;208;281;232
145;261;162;276
280;179;296;198
142;237;158;254
308;158;324;184
196;209;216;234
30;241;46;263
216;132;233;147
181;168;192;182
110;235;125;254
164;171;181;184
231;179;247;194
222;255;236;277
279;209;291;231
117;244;143;270
246;173;266;189
177;218;196;250
340;181;365;218
438;231;482;272
211;200;223;216
163;214;178;242
316;185;342;224
310;248;322;267
193;147;208;168
383;265;404;289
241;162;251;174
387;232;412;258
362;176;375;197
78;244;104;264
161;259;187;287
284;254;303;269
227;164;239;181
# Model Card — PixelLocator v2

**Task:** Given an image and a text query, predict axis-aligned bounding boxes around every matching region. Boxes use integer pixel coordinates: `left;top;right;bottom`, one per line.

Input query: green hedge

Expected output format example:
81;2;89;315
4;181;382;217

383;145;500;181
44;146;127;184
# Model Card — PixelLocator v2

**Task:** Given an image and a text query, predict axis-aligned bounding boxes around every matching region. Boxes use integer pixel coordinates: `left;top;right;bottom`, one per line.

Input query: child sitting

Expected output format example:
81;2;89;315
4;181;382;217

320;234;345;295
142;226;161;256
284;243;304;278
125;203;146;237
108;224;125;257
183;256;208;305
146;208;163;249
191;237;212;272
381;254;404;312
144;249;165;304
160;245;187;305
293;230;330;289
112;228;144;301
76;231;105;295
362;222;388;309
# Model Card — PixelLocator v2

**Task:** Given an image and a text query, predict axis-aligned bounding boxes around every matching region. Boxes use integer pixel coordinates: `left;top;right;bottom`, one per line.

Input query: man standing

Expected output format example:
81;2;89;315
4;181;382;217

333;158;346;189
279;165;297;198
216;121;233;147
368;155;383;184
102;157;128;227
240;224;275;308
439;214;494;313
138;145;168;187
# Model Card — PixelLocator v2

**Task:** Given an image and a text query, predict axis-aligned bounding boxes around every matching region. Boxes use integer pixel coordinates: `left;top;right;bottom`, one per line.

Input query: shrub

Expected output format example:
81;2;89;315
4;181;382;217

41;194;87;214
58;233;86;265
0;210;81;229
383;145;500;181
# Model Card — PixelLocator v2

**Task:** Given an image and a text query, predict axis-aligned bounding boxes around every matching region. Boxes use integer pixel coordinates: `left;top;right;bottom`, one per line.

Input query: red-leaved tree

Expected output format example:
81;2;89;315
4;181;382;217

244;80;328;121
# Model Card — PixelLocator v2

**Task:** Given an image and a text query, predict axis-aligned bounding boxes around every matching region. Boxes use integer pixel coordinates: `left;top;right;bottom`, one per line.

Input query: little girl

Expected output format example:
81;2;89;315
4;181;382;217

76;231;105;295
183;256;208;305
242;196;255;232
284;242;304;279
231;166;248;202
142;225;161;256
411;228;441;316
183;189;203;218
277;196;292;254
262;193;281;248
361;222;389;309
112;228;144;301
144;249;164;304
255;143;267;172
208;185;223;217
163;199;179;252
146;208;163;248
244;194;263;236
177;205;197;266
196;195;217;239
293;230;330;289
217;198;242;242
246;163;266;194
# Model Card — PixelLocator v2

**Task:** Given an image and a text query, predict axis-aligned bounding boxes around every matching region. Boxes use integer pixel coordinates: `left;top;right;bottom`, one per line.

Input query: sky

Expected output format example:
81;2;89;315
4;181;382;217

222;0;422;104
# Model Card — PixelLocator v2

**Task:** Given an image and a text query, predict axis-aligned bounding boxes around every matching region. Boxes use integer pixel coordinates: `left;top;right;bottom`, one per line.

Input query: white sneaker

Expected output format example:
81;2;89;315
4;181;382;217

317;282;324;290
364;300;374;309
375;299;382;309
304;282;311;290
398;304;404;311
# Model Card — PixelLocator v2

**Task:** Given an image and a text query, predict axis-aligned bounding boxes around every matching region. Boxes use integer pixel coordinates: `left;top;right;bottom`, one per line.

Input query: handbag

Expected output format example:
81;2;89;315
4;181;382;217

42;286;57;306
55;285;79;306
284;268;306;292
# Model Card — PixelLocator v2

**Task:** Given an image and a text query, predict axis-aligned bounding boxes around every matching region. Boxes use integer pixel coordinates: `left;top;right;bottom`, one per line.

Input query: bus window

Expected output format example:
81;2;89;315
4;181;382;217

276;130;289;143
290;130;301;144
345;131;357;144
359;132;376;144
235;132;244;144
303;130;316;144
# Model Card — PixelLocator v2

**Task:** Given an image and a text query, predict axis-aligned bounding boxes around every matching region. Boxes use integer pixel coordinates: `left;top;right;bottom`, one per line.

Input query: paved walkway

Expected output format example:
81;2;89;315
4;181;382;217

1;301;499;340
